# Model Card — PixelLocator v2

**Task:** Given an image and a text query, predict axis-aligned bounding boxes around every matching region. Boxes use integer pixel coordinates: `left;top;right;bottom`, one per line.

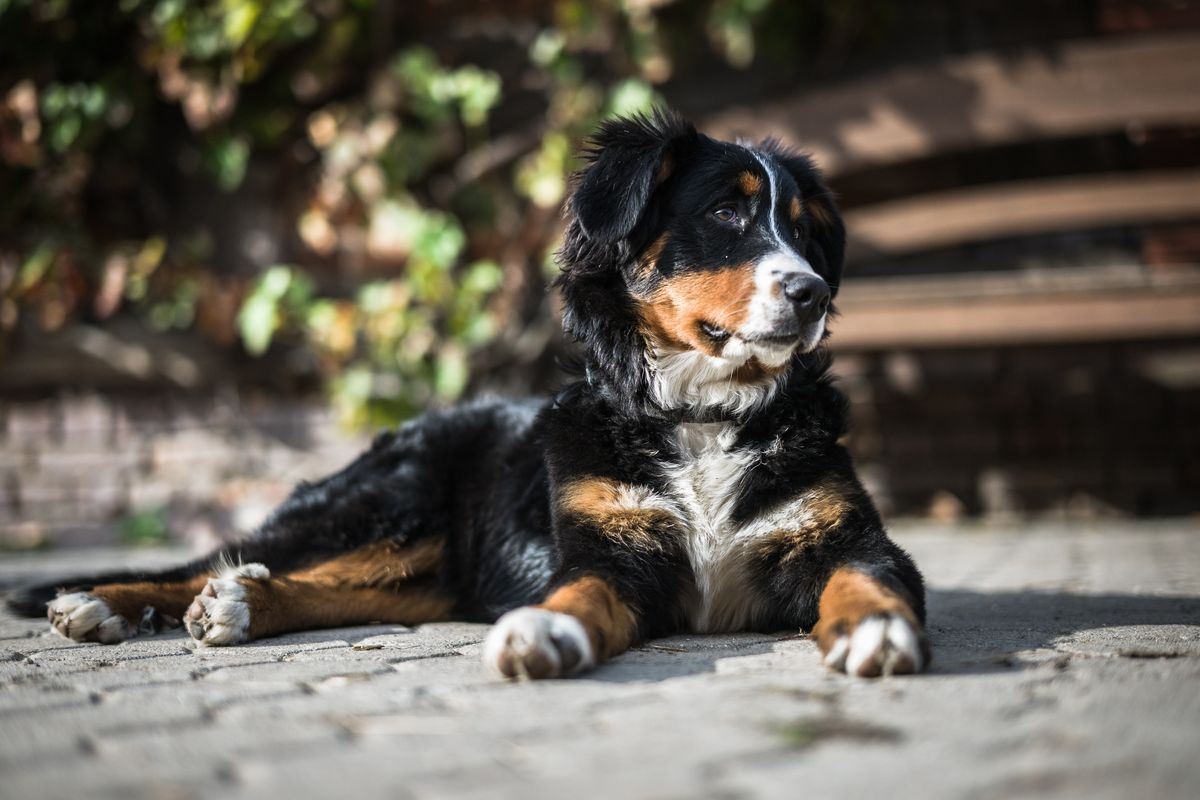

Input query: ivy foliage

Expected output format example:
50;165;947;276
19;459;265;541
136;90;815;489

0;0;783;427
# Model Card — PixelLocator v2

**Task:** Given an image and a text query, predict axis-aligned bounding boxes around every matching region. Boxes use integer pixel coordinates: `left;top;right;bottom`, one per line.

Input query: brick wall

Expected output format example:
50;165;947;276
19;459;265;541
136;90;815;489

0;394;367;550
2;338;1197;550
836;339;1200;519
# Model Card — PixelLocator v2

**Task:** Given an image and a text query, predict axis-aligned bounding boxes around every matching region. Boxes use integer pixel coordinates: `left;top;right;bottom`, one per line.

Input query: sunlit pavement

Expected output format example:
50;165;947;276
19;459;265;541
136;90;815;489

2;522;1198;800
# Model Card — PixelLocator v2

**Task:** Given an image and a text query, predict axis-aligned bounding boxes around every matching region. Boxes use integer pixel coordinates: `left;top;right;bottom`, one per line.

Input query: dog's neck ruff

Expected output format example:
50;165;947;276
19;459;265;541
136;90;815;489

641;347;783;425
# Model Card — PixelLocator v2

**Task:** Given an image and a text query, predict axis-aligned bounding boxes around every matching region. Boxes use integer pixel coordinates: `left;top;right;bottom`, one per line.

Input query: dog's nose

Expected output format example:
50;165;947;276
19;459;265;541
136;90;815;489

778;273;830;322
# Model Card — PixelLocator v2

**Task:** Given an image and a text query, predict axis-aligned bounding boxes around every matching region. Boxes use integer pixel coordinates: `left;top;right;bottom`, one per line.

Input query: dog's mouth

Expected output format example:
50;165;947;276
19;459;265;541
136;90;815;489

698;321;732;343
741;332;802;348
697;320;827;366
701;323;801;350
694;318;825;367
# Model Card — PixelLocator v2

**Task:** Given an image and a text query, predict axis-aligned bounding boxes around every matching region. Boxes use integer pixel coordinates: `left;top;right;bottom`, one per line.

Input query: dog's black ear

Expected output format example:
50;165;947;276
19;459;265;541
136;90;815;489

570;109;696;244
765;146;846;296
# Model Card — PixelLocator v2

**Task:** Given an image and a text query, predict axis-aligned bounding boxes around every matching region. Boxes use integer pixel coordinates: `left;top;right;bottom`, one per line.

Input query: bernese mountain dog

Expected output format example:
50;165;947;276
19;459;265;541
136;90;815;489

7;110;929;679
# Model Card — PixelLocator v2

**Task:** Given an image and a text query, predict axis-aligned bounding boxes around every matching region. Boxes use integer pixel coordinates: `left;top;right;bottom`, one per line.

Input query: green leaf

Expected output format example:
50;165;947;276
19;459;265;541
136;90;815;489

118;508;169;546
237;292;278;355
606;79;658;118
259;264;293;299
18;245;55;291
462;260;502;295
434;344;469;400
204;133;250;192
223;0;262;48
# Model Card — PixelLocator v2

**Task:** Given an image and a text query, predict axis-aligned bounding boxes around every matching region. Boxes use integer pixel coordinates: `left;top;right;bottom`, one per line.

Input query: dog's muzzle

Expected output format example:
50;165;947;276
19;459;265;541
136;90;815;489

778;271;830;325
738;252;830;353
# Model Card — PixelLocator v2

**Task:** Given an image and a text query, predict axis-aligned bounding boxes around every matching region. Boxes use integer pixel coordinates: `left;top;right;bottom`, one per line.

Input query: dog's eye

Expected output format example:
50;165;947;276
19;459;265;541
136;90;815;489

792;225;801;240
712;206;738;223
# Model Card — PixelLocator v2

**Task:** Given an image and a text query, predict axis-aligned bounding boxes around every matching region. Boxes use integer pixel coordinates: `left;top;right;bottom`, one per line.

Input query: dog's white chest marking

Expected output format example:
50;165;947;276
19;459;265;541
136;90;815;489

665;422;772;632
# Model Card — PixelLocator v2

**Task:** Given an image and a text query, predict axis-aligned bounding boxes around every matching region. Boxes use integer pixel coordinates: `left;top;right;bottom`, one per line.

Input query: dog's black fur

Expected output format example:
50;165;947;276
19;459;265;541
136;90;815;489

8;110;927;678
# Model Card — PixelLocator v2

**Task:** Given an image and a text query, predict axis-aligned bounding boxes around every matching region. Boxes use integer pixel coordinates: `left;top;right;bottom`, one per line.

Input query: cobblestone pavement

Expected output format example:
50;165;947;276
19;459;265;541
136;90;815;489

1;522;1198;800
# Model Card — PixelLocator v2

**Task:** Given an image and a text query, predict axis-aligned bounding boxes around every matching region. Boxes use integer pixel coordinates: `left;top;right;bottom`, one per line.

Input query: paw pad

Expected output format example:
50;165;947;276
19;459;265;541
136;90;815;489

184;567;266;646
823;613;927;677
482;608;595;680
47;593;130;644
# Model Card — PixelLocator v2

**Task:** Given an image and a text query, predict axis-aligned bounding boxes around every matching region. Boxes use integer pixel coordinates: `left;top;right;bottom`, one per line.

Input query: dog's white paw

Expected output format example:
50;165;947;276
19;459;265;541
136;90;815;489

47;592;130;644
184;564;268;646
822;613;926;677
483;607;595;680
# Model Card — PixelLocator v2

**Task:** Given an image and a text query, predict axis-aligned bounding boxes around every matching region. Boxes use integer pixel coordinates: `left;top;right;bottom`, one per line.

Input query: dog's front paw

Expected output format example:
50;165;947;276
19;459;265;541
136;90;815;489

184;565;268;646
47;592;131;644
483;607;595;680
817;612;928;678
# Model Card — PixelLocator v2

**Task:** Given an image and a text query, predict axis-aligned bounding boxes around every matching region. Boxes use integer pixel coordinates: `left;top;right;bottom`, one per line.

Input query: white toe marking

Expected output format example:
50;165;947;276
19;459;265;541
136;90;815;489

193;578;251;645
48;592;128;643
94;614;130;644
845;616;890;676
883;615;925;674
823;635;850;670
220;562;270;580
482;607;595;678
842;614;925;676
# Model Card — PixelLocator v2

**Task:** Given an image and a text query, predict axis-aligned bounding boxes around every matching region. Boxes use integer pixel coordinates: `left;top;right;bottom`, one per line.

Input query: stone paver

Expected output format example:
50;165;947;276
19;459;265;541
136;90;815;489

1;522;1198;800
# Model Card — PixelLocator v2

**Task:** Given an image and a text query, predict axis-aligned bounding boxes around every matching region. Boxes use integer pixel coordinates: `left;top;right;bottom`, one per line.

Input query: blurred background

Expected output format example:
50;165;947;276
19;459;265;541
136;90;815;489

0;0;1197;551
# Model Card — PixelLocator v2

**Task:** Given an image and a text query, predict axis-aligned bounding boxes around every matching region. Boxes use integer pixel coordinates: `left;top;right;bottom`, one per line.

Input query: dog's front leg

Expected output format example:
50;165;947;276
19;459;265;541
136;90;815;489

483;573;642;680
752;473;930;677
484;475;687;679
811;565;930;677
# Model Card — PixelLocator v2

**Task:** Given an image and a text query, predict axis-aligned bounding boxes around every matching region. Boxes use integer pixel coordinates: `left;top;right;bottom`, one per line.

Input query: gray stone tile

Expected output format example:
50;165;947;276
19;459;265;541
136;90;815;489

0;523;1198;799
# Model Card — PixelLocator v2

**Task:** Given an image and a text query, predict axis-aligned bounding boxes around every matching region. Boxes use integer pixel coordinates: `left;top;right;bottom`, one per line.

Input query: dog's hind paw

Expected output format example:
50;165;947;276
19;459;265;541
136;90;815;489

184;568;266;646
47;593;131;644
821;612;927;678
483;607;595;680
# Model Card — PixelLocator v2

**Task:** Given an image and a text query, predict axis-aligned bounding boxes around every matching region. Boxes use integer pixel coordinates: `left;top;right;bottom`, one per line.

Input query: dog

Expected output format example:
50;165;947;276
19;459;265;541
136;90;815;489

6;110;929;679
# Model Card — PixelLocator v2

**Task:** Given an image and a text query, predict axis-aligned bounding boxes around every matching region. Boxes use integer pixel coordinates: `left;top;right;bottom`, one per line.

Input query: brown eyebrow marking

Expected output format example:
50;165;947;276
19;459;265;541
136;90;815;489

789;196;803;222
738;171;763;196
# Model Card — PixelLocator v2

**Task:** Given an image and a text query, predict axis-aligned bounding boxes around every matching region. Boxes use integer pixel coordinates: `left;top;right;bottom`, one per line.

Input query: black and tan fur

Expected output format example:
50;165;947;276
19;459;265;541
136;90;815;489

7;110;929;679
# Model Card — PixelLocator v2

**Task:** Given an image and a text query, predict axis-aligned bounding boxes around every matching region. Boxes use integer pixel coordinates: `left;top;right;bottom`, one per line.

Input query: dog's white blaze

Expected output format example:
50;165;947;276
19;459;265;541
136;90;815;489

742;150;828;351
749;149;791;250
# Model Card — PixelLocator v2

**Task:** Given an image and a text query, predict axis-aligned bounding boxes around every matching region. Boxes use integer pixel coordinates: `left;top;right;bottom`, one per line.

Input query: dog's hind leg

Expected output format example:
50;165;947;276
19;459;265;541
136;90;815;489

45;574;213;644
183;538;454;646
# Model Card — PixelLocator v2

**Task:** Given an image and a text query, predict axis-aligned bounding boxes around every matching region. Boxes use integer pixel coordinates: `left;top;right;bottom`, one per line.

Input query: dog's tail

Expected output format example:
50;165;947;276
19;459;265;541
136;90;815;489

4;556;221;618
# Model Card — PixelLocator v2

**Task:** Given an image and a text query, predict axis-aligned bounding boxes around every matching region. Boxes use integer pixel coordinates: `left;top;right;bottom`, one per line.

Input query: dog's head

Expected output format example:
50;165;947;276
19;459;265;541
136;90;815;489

557;109;845;417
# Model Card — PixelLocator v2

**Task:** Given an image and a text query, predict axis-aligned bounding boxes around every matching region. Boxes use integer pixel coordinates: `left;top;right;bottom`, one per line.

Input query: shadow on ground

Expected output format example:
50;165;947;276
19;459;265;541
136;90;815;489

925;588;1200;674
3;585;1197;684
584;588;1200;683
